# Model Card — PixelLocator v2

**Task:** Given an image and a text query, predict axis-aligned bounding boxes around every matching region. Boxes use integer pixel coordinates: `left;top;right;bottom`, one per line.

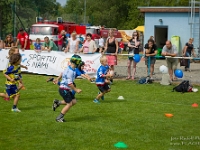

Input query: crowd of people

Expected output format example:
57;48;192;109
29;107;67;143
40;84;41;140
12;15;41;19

0;27;196;83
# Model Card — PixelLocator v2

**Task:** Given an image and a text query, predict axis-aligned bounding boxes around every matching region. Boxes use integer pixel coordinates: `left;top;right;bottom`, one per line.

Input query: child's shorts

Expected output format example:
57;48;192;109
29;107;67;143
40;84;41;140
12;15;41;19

6;84;19;98
59;88;75;103
97;83;111;93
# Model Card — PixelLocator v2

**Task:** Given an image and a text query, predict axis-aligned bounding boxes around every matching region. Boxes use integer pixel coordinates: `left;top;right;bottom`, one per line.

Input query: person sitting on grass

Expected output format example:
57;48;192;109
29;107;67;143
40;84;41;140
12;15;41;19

52;54;82;122
93;55;112;104
0;53;22;112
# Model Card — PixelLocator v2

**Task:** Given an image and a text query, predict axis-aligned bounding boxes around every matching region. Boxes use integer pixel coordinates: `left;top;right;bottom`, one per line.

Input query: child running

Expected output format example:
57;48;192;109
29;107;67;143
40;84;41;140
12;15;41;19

93;55;111;103
0;53;22;112
52;54;82;122
2;47;27;101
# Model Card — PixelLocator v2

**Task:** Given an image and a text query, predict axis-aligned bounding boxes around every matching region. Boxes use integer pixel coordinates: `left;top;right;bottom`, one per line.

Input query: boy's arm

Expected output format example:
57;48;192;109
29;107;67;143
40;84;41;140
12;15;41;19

68;83;82;93
81;74;92;81
20;64;28;70
4;74;14;82
53;73;63;84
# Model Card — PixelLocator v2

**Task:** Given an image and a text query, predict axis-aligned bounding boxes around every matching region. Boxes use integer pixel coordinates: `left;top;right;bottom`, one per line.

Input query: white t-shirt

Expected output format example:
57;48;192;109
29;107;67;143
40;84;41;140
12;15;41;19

68;38;79;53
99;38;104;47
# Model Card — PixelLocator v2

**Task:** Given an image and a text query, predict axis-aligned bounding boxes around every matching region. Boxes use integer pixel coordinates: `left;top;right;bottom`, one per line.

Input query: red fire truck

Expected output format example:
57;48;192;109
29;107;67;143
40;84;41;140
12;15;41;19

86;26;122;49
29;17;86;44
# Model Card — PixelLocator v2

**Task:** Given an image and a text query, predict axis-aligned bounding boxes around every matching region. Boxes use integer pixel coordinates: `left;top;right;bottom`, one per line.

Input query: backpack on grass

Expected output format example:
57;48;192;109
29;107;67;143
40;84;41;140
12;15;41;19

172;80;193;93
138;76;153;84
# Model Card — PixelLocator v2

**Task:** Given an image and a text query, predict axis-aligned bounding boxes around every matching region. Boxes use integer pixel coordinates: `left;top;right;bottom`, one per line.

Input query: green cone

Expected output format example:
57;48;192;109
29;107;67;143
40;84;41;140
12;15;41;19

114;142;128;148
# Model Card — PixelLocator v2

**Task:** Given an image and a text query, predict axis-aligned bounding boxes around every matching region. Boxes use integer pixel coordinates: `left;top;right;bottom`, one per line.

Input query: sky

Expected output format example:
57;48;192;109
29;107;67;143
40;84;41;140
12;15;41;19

56;0;67;6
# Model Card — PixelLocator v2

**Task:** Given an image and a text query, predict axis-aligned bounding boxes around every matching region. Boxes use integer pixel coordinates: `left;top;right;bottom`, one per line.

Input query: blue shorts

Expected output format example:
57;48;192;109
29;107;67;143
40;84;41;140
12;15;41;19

59;88;75;103
6;84;19;98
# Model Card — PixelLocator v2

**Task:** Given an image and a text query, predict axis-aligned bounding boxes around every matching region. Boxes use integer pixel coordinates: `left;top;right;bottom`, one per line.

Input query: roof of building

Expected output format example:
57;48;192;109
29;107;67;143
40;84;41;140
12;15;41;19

138;7;199;13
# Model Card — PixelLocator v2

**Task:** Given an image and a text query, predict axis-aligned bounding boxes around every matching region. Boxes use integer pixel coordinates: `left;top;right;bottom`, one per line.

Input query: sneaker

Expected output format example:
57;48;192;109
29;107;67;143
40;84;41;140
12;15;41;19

98;92;104;100
150;77;154;81
56;118;66;122
52;99;60;111
21;86;26;90
93;99;100;103
4;97;10;101
11;108;21;112
90;80;95;83
47;77;54;82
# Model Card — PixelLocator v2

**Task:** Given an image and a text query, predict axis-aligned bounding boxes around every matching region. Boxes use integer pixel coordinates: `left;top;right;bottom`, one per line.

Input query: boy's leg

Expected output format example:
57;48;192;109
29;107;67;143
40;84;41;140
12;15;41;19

94;84;111;103
11;94;21;112
0;93;8;98
56;101;73;122
55;90;75;122
52;99;66;111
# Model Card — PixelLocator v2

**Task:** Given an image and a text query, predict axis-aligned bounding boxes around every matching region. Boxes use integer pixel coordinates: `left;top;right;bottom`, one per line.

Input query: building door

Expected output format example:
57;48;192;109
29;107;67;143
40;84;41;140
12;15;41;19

154;26;168;49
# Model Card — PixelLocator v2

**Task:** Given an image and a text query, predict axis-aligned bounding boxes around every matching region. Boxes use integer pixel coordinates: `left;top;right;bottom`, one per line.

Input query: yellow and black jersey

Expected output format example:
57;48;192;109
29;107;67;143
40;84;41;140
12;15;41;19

3;64;21;85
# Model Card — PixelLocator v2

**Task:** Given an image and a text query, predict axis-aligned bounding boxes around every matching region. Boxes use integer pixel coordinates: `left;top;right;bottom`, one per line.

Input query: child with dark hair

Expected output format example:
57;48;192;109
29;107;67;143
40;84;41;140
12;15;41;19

0;53;22;112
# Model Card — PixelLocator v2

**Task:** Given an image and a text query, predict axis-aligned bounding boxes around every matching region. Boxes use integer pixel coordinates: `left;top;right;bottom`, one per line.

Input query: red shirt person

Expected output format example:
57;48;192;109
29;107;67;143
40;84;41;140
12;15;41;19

16;28;30;50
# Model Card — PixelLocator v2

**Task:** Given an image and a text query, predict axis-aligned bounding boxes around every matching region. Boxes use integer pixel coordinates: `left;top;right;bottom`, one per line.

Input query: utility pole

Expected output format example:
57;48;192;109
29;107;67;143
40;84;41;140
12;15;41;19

84;0;86;24
14;0;16;41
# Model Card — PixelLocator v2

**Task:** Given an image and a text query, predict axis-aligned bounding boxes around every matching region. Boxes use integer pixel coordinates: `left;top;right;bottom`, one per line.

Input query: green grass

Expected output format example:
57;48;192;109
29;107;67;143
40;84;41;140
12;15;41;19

0;73;200;150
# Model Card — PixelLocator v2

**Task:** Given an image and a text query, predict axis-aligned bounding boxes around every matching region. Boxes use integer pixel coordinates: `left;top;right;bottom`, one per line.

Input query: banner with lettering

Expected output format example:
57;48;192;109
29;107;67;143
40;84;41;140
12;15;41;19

0;50;101;76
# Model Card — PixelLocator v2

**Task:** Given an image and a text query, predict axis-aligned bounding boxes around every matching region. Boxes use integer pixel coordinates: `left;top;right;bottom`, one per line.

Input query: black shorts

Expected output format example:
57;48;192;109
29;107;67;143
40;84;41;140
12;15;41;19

59;88;75;103
97;83;110;93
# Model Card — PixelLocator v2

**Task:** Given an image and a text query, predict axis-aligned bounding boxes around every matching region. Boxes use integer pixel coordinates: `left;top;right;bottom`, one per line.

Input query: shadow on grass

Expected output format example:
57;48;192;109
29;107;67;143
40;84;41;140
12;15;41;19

101;100;127;103
68;115;102;122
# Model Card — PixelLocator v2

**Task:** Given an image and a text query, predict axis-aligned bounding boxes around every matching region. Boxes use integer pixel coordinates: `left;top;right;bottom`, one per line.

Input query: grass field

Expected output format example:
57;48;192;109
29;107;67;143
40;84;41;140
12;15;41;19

0;73;200;150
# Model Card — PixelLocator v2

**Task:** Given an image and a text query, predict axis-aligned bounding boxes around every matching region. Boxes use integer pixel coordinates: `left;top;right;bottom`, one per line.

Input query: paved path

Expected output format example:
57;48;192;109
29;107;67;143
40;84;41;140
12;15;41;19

115;58;200;83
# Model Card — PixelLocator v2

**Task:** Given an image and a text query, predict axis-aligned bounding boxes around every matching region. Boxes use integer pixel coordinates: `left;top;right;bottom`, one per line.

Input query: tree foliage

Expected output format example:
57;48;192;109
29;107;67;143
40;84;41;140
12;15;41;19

0;0;190;39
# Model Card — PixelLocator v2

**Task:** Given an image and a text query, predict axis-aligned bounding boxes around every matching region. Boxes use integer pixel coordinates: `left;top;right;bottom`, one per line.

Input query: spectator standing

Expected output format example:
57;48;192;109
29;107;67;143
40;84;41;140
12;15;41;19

58;30;65;51
144;39;157;79
34;38;42;53
119;39;124;54
65;32;79;53
4;34;14;49
182;38;196;71
80;33;97;53
42;36;58;52
126;30;140;80
99;36;105;53
104;29;118;83
161;40;178;81
15;28;30;51
0;40;3;49
78;34;84;50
